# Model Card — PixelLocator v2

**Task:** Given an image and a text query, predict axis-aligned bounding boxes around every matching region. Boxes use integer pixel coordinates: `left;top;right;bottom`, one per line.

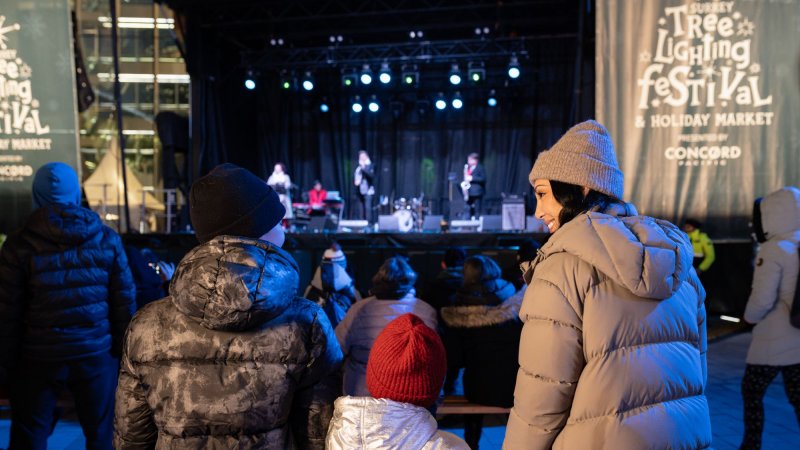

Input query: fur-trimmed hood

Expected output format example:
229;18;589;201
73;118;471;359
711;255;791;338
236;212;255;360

440;289;523;328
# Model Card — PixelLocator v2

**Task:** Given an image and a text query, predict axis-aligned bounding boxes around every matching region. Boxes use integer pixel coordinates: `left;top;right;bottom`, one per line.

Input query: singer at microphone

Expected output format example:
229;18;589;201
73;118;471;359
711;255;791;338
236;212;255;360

462;153;485;219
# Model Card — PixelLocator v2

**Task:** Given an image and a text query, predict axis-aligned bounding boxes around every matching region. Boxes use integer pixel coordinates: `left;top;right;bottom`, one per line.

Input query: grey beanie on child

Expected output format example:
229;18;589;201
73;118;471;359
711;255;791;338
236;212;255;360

529;120;624;199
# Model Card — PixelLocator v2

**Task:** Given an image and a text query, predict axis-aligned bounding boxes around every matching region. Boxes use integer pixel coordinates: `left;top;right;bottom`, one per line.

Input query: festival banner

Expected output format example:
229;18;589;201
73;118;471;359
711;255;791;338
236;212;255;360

596;0;800;238
0;0;79;232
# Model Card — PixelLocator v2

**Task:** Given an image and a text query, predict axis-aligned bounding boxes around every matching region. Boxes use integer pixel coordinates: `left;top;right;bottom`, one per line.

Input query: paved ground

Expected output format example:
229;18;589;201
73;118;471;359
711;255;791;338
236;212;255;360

1;332;798;449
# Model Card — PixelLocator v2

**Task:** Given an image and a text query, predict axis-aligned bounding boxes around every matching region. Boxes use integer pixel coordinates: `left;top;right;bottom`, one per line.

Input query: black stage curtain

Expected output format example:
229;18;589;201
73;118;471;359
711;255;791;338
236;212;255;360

181;16;594;219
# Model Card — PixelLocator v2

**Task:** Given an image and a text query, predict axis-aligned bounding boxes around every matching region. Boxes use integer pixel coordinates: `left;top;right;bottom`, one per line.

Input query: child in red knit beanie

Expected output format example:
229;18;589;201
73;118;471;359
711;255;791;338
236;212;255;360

326;314;469;449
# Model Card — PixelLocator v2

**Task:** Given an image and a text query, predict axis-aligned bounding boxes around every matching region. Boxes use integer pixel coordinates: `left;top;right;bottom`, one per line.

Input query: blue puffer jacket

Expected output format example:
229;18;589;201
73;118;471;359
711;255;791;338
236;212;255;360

0;204;136;381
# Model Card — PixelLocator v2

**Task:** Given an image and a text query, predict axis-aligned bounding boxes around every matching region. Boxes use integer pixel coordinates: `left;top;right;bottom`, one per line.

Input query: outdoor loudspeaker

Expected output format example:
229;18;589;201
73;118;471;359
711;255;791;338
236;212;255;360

480;215;503;231
378;215;400;231
308;216;337;232
422;215;443;231
502;197;526;231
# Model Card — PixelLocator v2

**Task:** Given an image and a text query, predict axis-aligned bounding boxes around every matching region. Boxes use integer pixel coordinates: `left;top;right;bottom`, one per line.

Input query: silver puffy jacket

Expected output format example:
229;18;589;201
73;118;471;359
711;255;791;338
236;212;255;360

326;396;468;449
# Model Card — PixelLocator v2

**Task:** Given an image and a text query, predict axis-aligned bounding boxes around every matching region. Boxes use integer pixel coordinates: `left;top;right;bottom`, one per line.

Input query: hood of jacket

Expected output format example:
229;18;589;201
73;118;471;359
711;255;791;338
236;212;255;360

441;288;522;328
169;235;299;331
758;186;800;240
310;260;353;292
25;204;103;247
534;202;693;300
326;396;444;449
452;278;516;307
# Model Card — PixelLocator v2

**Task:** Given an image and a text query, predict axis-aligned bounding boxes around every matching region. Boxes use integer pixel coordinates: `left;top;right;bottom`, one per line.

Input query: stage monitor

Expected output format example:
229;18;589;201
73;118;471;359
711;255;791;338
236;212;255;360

422;215;443;232
308;216;337;232
378;215;400;232
338;219;370;232
480;215;503;232
450;219;481;232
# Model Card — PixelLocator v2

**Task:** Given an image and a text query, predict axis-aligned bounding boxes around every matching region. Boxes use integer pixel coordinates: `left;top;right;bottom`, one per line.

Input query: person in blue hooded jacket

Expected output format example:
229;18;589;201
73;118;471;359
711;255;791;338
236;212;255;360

0;162;136;449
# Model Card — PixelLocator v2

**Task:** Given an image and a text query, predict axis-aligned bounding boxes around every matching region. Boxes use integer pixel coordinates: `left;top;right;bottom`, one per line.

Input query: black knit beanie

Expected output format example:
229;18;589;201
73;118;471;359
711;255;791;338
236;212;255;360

190;163;285;243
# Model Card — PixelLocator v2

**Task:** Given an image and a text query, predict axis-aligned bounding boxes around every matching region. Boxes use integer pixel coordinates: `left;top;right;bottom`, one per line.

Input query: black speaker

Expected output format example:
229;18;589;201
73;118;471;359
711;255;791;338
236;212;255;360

481;215;503;231
423;215;443;231
378;215;400;231
309;216;337;232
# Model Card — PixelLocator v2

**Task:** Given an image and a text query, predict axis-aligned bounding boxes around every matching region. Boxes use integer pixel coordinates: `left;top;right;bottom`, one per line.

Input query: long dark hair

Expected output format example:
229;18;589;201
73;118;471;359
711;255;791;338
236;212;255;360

550;180;618;227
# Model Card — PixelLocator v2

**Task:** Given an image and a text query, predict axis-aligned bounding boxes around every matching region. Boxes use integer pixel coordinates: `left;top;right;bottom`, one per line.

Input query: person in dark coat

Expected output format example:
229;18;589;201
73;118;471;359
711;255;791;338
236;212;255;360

441;255;522;449
123;245;175;309
303;242;361;328
423;247;467;316
0;162;136;449
113;163;343;449
464;153;486;219
353;150;375;222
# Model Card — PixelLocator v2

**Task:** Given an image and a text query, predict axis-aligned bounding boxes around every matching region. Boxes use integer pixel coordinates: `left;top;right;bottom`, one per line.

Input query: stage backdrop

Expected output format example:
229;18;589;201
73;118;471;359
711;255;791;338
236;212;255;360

0;0;80;232
597;0;800;238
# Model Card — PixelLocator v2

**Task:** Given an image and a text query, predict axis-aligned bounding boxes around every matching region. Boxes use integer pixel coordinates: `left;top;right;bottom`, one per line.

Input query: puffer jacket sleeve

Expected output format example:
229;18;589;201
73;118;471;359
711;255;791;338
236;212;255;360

105;229;137;356
744;244;782;324
0;235;27;385
290;305;344;450
113;324;157;448
504;255;586;450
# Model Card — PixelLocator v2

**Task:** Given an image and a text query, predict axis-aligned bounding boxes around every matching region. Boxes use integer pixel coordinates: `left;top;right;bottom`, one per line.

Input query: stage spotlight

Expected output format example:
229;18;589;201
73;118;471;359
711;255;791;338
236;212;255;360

352;96;363;113
280;71;292;90
368;96;380;112
452;92;463;109
434;93;447;110
320;102;329;113
468;62;485;83
360;64;373;85
342;68;357;88
449;64;462;85
378;62;392;84
244;70;256;90
487;89;497;107
508;55;521;79
301;71;314;91
401;64;419;87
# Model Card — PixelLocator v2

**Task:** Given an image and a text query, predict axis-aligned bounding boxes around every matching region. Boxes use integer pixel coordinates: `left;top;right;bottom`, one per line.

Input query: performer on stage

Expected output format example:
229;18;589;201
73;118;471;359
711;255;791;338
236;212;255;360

353;150;375;222
308;180;327;211
461;152;486;219
267;163;293;219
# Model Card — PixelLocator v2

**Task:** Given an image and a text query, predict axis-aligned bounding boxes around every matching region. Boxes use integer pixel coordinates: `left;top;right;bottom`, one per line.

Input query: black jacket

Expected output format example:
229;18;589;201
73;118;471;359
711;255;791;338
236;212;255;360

114;236;343;449
422;267;463;316
0;205;136;382
467;164;486;197
356;163;374;196
441;279;521;407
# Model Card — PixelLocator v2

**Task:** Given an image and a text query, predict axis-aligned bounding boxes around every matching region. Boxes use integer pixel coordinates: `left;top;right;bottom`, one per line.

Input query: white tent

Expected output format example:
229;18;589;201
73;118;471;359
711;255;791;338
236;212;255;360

83;144;164;232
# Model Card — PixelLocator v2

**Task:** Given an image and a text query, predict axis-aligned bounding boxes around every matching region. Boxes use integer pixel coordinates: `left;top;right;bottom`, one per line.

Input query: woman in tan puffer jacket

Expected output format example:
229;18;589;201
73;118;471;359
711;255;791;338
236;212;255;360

503;120;711;449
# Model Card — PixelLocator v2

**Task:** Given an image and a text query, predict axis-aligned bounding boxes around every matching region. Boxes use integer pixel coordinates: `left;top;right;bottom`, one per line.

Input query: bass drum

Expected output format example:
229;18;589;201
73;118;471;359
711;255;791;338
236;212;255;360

392;209;415;232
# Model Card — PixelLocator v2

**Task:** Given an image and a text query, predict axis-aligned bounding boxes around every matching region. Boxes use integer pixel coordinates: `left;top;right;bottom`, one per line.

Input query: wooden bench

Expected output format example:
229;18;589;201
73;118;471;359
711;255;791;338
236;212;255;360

437;395;511;415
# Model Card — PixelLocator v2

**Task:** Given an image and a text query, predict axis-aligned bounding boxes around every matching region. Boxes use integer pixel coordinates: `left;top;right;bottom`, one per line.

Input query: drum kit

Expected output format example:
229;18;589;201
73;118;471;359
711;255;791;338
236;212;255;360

391;196;427;232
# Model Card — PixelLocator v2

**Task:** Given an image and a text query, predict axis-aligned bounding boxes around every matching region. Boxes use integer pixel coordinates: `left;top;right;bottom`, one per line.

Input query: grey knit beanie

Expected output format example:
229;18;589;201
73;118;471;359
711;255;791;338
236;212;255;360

529;120;624;199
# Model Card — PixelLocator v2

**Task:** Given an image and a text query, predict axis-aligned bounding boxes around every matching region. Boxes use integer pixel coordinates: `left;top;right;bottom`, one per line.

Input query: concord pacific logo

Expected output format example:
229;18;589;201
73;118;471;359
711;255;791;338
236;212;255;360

664;145;741;161
0;164;33;177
